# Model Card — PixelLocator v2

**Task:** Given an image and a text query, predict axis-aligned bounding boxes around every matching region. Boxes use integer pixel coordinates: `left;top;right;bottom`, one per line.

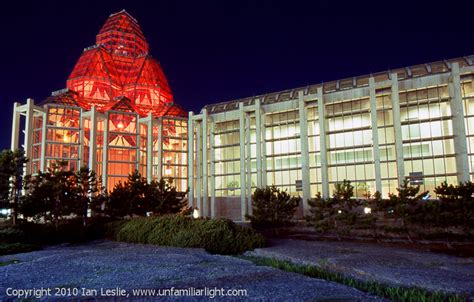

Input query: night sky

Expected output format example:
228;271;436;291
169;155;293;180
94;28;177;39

1;0;473;150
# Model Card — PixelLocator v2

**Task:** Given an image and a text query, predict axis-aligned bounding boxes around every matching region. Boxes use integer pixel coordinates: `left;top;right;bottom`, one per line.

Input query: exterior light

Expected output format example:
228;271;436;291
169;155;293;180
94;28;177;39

337;210;342;214
0;209;9;215
364;207;372;214
117;121;124;129
193;208;199;218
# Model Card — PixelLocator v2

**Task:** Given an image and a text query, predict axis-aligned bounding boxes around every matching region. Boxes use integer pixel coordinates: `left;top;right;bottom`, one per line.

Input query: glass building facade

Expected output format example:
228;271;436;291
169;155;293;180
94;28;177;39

9;12;474;221
189;57;474;221
11;11;188;193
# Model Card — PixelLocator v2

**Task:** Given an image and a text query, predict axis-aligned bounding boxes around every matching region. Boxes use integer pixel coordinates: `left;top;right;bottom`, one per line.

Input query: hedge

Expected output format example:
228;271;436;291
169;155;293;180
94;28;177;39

107;215;266;255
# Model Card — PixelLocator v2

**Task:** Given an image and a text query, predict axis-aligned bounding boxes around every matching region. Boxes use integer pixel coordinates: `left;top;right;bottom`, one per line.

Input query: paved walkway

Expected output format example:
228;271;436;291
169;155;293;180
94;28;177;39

245;239;474;297
0;241;384;301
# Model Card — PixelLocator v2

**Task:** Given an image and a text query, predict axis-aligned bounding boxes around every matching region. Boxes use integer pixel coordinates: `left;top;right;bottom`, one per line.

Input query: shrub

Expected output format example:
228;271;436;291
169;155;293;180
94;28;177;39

0;225;26;243
431;181;474;229
305;192;336;232
379;179;428;227
0;243;40;256
246;186;300;228
110;215;265;255
306;180;376;236
105;172;189;218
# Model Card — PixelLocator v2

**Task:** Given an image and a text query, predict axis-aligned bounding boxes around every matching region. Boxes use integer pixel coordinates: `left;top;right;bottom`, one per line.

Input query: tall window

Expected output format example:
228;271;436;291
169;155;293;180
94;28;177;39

399;86;456;193
326;98;374;197
265;109;301;195
45;106;81;172
214;120;241;196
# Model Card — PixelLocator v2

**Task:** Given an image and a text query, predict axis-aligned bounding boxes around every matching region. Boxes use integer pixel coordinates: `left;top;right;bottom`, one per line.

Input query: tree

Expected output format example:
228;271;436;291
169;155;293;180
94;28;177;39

73;167;99;226
106;181;135;219
0;149;28;225
431;181;474;229
147;178;189;215
246;186;300;228
306;180;361;236
20;161;76;227
105;173;189;218
379;179;428;227
305;192;336;232
126;170;148;216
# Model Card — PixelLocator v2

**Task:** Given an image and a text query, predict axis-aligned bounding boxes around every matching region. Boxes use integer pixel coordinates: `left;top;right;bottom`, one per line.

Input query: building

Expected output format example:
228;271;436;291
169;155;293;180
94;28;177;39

11;11;474;221
188;57;474;220
11;10;188;193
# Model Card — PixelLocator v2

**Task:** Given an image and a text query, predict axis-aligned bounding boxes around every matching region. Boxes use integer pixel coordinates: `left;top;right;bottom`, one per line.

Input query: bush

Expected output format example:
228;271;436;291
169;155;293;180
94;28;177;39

0;225;26;243
0;217;116;247
109;215;265;255
306;180;376;236
246;186;300;228
0;243;40;256
104;172;189;218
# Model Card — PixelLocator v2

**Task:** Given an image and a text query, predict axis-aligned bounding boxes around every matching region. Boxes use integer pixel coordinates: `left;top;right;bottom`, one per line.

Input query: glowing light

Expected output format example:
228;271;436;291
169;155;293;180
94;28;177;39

337;210;342;214
193;208;199;219
65;10;187;118
117;121;124;129
63;135;70;143
364;207;372;214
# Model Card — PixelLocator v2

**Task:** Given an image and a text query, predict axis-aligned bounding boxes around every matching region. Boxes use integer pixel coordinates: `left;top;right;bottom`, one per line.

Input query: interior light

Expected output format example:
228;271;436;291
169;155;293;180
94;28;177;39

117;122;124;129
63;135;70;143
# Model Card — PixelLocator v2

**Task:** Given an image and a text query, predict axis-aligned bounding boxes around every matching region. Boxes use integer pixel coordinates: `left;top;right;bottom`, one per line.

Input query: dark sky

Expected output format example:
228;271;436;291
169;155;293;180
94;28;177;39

1;0;473;150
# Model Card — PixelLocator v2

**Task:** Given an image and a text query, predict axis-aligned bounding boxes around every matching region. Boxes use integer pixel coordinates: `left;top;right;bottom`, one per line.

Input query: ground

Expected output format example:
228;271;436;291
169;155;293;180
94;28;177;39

246;239;474;297
0;241;384;301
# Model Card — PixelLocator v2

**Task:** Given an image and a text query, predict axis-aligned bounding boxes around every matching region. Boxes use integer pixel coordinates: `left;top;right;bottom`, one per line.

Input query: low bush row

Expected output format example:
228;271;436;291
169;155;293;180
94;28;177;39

107;215;265;255
305;180;474;238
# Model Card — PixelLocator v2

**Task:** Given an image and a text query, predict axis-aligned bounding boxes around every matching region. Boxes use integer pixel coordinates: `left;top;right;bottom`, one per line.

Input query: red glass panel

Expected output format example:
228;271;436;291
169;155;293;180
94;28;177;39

60;10;186;118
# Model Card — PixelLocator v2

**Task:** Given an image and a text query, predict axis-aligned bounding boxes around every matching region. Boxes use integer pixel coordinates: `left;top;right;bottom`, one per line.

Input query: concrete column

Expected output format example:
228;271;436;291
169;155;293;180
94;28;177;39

369;77;382;193
135;114;141;172
88;107;97;173
157;118;163;180
210;120;216;218
196;121;202;214
298;92;310;211
255;99;263;188
78;110;85;169
202;109;208;217
102;112;109;189
11;102;20;151
187;112;194;208
239;102;247;221
245;113;252;216
146;113;153;183
40;111;47;172
317;88;329;198
449;62;470;183
24;99;34;175
261;107;267;187
390;73;405;185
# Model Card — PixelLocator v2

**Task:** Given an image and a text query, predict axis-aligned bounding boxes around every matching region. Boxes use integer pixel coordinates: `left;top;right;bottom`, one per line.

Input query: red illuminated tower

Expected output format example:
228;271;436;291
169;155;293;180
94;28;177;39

65;10;185;117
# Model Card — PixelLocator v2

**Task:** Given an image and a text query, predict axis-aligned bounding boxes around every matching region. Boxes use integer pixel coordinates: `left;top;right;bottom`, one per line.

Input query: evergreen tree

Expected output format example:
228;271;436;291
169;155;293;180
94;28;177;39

20;161;76;227
380;179;428;227
0;149;28;225
247;186;300;228
74;167;99;226
147;178;189;215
